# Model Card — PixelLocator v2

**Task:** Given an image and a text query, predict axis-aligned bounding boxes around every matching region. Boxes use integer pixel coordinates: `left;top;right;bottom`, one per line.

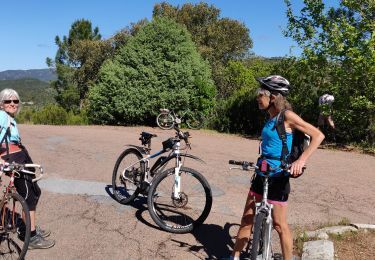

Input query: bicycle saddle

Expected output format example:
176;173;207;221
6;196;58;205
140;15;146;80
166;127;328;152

139;132;157;145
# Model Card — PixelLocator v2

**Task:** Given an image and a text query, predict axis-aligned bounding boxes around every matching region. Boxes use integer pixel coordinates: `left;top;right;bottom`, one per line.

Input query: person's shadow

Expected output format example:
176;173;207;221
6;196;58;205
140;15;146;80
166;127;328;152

171;222;240;259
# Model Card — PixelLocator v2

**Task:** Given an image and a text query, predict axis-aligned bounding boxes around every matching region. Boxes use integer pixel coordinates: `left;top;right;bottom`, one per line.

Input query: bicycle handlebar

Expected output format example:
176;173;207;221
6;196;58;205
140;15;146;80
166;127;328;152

228;160;306;178
174;125;191;148
1;162;44;182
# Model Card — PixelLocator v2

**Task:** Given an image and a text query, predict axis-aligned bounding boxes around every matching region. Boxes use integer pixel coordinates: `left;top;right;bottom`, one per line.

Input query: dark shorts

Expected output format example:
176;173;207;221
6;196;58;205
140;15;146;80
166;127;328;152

250;173;290;202
1;149;41;211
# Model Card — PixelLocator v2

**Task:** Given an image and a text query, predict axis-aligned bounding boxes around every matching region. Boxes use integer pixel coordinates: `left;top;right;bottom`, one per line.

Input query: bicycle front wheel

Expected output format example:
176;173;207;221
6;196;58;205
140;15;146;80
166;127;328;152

186;111;205;130
250;210;272;260
112;148;144;204
156;113;174;130
0;192;31;260
147;167;212;233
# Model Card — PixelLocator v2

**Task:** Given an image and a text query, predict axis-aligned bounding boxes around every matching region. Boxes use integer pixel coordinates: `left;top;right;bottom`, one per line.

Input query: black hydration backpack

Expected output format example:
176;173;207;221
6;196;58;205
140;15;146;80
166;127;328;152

275;110;310;167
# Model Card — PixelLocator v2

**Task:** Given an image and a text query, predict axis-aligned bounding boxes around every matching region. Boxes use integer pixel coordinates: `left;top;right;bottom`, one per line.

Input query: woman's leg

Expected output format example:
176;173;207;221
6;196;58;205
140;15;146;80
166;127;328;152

231;193;257;258
30;210;36;231
272;204;293;260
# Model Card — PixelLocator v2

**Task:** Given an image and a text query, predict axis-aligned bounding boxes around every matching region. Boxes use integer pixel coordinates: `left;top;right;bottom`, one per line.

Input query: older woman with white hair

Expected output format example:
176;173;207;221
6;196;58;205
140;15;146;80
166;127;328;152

0;88;55;250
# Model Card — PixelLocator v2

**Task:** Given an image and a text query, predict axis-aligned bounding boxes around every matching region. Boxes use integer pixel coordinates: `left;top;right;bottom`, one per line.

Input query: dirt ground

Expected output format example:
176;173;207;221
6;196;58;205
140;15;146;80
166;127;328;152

333;230;375;260
10;124;375;259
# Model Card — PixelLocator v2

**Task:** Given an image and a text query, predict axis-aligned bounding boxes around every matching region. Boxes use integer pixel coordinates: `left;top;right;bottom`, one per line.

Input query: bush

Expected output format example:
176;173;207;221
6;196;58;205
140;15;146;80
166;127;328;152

16;107;35;124
32;104;68;125
67;110;89;125
87;17;215;125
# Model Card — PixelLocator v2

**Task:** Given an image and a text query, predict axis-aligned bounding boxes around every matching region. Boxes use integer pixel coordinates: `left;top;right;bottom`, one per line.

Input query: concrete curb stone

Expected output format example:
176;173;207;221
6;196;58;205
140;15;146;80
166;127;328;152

301;223;374;259
302;240;334;260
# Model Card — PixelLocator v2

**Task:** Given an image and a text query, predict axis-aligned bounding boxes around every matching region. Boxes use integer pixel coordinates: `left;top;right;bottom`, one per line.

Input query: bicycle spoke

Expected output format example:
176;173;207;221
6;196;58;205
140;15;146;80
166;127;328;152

0;193;31;260
112;149;143;204
148;167;212;233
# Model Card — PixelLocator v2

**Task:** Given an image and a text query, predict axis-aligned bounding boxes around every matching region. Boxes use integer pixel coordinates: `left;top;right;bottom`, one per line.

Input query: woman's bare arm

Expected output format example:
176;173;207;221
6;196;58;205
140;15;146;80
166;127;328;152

285;110;325;176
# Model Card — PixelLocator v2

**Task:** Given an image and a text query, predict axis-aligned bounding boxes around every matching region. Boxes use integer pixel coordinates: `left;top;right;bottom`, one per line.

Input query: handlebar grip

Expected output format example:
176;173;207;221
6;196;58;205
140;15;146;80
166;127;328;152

228;160;253;166
289;166;306;178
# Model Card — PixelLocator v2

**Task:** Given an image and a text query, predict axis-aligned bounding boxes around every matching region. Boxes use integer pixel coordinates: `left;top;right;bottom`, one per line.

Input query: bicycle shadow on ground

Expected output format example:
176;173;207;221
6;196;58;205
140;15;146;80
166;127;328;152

0;236;22;259
0;209;23;259
105;185;163;231
171;222;238;259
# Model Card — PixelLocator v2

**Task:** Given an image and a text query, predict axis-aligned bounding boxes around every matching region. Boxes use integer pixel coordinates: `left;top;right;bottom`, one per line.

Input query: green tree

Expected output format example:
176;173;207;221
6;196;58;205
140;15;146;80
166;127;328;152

153;2;252;98
87;18;215;125
284;0;375;144
211;57;274;134
47;19;110;110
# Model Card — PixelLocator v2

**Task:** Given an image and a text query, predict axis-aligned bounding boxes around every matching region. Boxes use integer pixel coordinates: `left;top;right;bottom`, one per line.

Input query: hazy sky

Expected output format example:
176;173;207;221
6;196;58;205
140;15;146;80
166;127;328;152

0;0;338;71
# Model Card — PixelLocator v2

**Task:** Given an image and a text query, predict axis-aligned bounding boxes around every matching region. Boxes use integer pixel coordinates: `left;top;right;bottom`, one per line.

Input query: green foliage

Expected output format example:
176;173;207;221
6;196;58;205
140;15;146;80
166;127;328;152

0;79;56;107
48;19;149;112
66;110;89;125
88;17;215;125
16;107;35;124
48;19;110;109
210;58;274;134
17;105;88;125
153;2;252;98
284;0;375;145
31;104;68;125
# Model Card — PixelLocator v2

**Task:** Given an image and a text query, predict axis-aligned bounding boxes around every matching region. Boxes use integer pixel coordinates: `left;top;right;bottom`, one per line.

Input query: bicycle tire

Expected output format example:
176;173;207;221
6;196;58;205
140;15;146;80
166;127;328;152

0;192;31;260
250;211;270;260
147;167;212;233
156;113;174;130
112;148;144;204
186;111;205;130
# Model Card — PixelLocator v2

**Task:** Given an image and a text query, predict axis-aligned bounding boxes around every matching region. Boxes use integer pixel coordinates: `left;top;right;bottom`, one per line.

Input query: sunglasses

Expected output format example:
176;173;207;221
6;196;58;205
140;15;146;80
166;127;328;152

3;100;20;104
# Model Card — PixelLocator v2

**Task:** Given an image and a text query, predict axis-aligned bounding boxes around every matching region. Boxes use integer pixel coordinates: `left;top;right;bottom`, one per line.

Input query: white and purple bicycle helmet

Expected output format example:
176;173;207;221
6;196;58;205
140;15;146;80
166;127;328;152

256;75;291;96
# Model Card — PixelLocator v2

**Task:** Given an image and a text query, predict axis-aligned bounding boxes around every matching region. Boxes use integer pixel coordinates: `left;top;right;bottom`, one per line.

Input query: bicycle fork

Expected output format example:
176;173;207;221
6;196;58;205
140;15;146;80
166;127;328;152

254;176;274;260
173;153;182;199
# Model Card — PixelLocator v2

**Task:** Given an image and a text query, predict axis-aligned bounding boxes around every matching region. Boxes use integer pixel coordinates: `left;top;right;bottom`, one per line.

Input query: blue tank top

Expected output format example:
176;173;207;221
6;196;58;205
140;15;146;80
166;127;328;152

0;111;21;144
257;116;293;177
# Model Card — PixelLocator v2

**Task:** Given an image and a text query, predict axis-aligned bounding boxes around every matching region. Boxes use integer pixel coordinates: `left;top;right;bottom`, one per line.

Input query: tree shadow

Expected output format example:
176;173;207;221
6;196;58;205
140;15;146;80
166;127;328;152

171;222;239;259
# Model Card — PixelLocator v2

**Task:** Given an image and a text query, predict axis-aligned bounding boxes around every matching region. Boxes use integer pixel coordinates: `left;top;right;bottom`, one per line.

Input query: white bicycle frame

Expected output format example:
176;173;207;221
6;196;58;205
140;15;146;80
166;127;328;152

121;139;184;199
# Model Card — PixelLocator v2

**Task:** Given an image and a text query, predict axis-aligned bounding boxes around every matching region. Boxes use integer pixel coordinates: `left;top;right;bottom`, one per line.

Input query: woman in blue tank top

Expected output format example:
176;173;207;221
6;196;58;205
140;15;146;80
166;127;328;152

231;76;325;260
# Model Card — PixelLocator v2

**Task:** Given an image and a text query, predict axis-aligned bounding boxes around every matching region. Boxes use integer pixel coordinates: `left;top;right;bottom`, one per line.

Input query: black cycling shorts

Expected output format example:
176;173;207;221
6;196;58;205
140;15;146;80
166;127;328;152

1;149;41;211
250;173;290;202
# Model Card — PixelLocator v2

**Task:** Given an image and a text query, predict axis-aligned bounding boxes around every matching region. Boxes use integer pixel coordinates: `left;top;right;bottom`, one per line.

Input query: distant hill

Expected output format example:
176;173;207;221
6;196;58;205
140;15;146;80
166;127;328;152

0;78;56;106
0;69;57;82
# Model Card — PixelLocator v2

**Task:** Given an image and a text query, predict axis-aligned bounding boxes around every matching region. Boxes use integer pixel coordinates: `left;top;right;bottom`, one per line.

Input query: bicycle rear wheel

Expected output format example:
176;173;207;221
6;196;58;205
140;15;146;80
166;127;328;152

156;113;174;130
147;167;212;233
0;192;31;260
250;210;272;260
185;111;205;130
112;148;144;204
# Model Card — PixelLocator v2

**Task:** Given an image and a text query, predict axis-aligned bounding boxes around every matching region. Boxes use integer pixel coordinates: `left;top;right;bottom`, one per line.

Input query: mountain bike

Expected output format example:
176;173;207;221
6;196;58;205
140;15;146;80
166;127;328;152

156;108;205;130
0;162;43;260
112;126;212;233
229;160;304;260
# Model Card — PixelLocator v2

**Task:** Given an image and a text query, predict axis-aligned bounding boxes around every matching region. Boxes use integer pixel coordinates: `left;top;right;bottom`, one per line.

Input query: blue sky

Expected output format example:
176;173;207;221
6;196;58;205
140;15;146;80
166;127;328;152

0;0;338;72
